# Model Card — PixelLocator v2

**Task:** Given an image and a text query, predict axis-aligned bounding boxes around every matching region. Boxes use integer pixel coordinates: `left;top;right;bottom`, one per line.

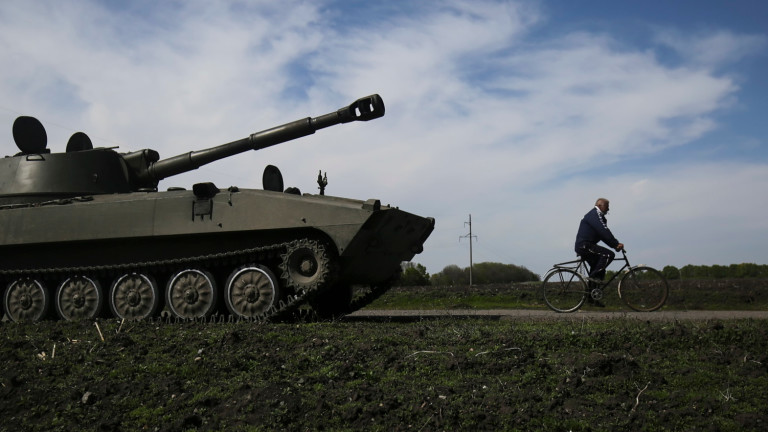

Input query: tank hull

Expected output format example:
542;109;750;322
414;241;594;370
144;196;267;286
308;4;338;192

0;188;434;321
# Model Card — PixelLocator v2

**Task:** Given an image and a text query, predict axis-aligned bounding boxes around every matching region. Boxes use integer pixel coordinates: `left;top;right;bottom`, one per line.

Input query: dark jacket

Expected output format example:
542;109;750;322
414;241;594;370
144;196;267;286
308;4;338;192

575;207;619;251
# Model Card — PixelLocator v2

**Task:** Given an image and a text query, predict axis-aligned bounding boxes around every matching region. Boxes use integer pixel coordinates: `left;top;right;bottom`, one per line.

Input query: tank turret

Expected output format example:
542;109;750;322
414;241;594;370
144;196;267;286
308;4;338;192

1;95;384;204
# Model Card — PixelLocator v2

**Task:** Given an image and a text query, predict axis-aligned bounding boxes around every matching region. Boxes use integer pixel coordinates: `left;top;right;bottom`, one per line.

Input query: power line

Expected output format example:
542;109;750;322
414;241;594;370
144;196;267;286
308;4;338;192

459;214;477;286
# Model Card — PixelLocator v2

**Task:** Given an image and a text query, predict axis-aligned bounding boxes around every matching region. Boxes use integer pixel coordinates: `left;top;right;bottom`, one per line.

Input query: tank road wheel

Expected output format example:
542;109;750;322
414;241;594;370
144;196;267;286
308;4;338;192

166;269;218;319
109;273;160;320
4;278;49;322
225;265;280;319
279;239;332;292
55;276;103;320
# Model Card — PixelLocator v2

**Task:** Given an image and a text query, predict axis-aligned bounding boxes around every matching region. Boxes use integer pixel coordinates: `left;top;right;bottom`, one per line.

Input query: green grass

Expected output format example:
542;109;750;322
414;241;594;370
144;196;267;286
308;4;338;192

367;279;768;311
366;283;542;310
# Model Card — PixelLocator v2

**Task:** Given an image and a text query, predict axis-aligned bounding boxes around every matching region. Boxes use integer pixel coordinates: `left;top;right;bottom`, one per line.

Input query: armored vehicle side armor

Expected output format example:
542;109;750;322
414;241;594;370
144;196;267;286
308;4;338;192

0;95;434;321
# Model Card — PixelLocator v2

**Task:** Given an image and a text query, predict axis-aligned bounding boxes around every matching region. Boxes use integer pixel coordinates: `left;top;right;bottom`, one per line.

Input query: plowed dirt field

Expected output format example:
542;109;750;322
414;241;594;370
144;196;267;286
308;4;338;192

2;280;767;431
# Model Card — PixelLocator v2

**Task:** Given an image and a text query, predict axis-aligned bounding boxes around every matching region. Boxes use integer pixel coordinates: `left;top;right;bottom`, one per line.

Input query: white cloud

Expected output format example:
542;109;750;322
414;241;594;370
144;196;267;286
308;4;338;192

419;161;768;277
654;29;767;69
0;0;765;277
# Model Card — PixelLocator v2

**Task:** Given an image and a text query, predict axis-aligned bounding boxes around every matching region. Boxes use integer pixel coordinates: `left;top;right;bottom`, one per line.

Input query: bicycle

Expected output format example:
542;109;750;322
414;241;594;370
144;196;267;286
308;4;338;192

542;250;669;313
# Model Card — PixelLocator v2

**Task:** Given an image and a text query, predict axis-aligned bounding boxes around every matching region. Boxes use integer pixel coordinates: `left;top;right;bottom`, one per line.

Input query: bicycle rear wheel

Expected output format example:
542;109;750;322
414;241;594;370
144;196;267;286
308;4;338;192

542;269;587;313
618;266;669;312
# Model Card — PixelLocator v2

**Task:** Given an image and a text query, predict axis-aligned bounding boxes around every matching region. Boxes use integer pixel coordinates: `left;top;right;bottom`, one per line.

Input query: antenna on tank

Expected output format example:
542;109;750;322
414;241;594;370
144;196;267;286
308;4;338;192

317;170;327;195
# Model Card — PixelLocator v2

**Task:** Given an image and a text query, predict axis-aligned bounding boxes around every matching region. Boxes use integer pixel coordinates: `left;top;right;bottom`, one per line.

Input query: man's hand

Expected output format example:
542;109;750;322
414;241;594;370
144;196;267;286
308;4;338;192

616;243;625;252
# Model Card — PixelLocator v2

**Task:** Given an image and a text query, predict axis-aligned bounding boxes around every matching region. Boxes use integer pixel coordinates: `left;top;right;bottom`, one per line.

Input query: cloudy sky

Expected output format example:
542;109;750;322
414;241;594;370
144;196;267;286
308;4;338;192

1;0;766;277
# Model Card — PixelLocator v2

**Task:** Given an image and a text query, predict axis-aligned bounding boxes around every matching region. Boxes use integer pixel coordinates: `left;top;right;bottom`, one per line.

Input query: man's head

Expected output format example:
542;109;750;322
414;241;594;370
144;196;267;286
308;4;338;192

595;198;610;214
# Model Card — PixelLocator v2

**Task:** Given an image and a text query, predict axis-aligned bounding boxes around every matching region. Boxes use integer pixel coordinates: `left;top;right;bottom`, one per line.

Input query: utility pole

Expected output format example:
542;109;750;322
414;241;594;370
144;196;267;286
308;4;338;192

459;214;477;286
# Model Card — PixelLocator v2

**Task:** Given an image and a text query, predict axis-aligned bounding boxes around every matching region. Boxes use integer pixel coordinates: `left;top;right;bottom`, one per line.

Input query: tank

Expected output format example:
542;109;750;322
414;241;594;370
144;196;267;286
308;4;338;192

0;95;434;322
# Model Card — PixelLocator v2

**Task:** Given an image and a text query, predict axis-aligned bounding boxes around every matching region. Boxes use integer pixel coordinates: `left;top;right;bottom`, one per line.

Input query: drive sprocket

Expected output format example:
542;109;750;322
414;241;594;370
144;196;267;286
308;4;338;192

278;239;334;293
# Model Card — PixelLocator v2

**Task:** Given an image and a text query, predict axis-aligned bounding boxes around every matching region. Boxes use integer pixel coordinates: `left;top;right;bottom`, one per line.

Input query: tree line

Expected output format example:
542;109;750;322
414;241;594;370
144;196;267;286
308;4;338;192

400;262;768;287
603;263;767;281
660;263;768;280
397;262;540;286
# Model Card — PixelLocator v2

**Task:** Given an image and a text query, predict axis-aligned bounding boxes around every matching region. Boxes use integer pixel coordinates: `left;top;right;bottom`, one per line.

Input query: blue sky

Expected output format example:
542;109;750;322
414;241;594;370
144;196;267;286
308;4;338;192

1;0;766;277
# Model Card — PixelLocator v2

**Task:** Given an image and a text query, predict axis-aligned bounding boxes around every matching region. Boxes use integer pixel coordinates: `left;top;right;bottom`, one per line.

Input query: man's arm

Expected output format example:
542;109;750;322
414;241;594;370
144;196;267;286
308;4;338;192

586;210;620;249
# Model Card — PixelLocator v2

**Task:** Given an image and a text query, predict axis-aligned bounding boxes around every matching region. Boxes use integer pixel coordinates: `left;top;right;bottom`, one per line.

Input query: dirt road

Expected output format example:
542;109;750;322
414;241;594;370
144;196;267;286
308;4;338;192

345;309;768;321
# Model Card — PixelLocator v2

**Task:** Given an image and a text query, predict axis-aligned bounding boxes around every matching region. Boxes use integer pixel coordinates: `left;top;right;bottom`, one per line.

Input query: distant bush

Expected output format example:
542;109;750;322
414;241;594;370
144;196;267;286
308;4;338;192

396;262;430;286
668;263;766;279
429;262;540;286
607;263;768;281
429;264;464;286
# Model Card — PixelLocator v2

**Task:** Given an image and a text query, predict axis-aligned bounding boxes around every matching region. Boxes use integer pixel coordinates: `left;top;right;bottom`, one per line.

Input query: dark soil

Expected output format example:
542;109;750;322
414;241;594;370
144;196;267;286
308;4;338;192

2;312;767;431
2;279;767;431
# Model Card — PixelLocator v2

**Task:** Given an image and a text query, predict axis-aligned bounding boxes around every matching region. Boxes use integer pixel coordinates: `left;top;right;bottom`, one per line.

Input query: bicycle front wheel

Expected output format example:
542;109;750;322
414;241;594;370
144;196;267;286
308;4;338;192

542;269;587;313
618;266;669;312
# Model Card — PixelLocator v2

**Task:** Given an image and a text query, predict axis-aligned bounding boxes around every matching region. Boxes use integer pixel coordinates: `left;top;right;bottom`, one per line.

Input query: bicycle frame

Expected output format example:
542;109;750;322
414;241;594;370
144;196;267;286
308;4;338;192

543;250;669;312
548;250;631;289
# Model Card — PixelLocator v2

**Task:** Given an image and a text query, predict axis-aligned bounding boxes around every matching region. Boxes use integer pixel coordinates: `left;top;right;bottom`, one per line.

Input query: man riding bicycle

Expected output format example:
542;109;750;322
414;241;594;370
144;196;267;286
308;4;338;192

575;198;625;305
542;200;667;313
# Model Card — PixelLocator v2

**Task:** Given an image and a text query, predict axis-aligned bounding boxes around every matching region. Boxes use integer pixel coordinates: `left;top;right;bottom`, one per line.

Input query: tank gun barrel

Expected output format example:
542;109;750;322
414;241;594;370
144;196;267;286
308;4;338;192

146;94;385;184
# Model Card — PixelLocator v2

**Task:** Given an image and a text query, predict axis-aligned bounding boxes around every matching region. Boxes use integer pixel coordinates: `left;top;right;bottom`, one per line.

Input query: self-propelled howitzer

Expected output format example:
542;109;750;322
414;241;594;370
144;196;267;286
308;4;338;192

0;95;434;322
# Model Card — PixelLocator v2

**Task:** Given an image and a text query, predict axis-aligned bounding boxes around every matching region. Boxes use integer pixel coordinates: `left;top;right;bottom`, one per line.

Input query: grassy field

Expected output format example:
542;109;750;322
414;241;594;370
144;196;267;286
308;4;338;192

1;279;767;431
368;279;768;311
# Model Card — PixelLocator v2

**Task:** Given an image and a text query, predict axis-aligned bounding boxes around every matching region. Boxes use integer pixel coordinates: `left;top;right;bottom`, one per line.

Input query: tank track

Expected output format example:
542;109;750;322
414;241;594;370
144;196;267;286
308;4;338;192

301;278;397;321
347;283;394;313
0;238;335;322
0;243;284;277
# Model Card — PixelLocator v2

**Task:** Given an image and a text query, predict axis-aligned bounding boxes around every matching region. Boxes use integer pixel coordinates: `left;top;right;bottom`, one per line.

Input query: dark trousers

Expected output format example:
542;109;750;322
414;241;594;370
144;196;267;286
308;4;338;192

576;243;615;280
